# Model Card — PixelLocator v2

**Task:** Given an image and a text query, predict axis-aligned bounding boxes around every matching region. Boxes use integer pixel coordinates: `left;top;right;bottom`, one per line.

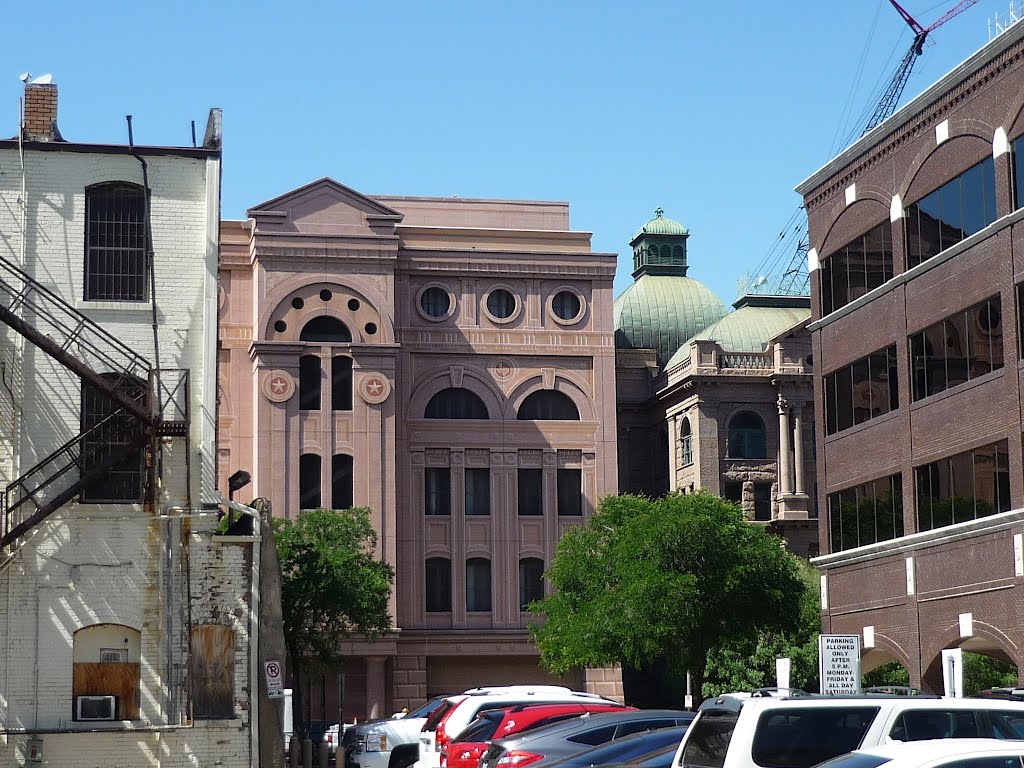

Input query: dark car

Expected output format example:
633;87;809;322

538;726;689;768
479;710;695;768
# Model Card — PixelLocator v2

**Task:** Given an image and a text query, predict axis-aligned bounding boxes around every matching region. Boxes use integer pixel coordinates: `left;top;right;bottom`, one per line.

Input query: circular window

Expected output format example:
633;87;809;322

320;289;333;302
551;290;583;323
291;297;305;310
348;298;361;312
274;320;287;333
417;284;455;321
547;287;586;325
485;288;520;323
365;322;378;335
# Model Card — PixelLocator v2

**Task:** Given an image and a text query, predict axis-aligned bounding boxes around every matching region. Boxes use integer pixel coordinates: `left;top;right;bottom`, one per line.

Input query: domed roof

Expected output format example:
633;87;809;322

631;207;688;241
614;274;727;368
664;296;811;369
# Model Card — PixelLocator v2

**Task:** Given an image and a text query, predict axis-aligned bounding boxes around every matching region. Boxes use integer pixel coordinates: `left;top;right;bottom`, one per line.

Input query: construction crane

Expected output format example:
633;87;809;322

863;0;981;133
751;0;981;297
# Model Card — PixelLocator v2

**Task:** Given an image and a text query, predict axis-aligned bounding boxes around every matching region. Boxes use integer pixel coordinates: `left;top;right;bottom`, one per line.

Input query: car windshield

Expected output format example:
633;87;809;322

456;711;506;743
409;697;452;720
425;701;458;731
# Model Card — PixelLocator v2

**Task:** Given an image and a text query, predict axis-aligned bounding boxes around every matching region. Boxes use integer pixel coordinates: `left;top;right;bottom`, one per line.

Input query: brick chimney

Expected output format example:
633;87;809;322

23;82;61;142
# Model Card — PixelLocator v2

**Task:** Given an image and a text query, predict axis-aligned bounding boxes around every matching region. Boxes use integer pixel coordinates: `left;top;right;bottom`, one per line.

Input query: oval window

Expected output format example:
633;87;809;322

552;290;582;322
486;289;517;320
420;286;451;318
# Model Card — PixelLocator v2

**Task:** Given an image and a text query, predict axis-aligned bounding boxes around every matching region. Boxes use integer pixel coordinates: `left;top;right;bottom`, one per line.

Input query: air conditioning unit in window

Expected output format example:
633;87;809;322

76;695;116;721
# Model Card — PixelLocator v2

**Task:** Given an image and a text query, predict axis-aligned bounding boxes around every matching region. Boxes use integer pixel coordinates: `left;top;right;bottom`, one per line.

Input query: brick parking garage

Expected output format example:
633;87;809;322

799;18;1024;689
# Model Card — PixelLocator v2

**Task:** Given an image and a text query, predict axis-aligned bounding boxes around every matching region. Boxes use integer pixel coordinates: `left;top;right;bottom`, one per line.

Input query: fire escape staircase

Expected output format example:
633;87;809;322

0;252;190;551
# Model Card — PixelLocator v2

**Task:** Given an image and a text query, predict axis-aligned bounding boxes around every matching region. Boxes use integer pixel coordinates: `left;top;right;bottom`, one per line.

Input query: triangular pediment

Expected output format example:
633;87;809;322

247;177;403;236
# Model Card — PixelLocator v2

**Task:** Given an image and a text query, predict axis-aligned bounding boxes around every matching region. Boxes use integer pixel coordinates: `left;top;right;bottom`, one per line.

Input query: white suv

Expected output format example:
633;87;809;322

672;693;1024;768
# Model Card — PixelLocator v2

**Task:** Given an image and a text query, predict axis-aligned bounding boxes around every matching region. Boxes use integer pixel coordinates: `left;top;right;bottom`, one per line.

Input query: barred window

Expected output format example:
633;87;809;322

80;374;146;503
85;183;147;302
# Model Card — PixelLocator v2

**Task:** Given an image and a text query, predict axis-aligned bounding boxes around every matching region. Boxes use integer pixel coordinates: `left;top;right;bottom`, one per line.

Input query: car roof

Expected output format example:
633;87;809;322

492;710;692;746
700;694;1024;714
855;738;1024;760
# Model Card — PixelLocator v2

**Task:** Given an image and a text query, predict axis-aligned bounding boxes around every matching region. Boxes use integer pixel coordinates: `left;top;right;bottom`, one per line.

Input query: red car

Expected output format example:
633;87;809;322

443;702;633;768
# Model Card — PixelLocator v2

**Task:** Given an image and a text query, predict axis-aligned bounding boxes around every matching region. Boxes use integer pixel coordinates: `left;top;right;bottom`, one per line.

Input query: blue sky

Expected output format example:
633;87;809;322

2;1;1015;303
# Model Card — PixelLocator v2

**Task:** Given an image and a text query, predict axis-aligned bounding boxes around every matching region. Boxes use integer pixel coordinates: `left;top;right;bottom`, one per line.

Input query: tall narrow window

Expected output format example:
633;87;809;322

465;468;490;516
425;558;452;613
905;156;997;268
85;183;147;302
425;467;451;516
80;375;146;503
727;412;766;459
518;469;543;516
680;418;693;466
299;355;321;411
332;356;353;411
519;558;545;609
557;469;583;516
753;483;772;521
466;558;492;612
518;391;580;420
332;454;353;510
299;453;321;510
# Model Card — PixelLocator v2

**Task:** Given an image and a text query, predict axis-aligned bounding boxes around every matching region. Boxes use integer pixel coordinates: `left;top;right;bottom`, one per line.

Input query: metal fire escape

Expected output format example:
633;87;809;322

0;252;189;550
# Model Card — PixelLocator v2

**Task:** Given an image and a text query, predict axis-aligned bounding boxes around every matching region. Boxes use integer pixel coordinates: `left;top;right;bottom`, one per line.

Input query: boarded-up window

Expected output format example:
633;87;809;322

191;624;235;718
72;624;141;720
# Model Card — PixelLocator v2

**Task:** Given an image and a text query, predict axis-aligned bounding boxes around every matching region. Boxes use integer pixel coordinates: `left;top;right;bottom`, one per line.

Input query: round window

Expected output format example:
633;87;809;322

274;320;287;333
486;289;517;320
320;289;333;302
420;286;452;318
552;290;582;322
291;297;305;310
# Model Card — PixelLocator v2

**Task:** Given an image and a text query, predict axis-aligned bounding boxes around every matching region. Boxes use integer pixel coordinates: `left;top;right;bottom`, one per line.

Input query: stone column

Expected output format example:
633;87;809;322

792;404;805;495
777;395;792;495
366;656;388;719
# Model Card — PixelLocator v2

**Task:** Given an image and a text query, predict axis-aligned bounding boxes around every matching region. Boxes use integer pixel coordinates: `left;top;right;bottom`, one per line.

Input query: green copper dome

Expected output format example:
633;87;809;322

614;274;727;368
632;207;688;241
664;295;811;369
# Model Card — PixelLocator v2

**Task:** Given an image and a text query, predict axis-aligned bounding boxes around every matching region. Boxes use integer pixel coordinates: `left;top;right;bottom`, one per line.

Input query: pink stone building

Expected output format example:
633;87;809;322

218;179;620;720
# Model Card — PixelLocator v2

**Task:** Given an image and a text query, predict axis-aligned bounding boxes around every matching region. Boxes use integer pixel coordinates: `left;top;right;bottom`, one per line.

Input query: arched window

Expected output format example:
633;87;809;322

466;558;492;612
299;355;321;411
673;245;684;262
727;412;767;459
519;558;545;609
425;388;489;419
332;454;353;510
299;453;321;510
73;624;141;720
681;418;693;467
300;316;352;343
85;183;146;302
425;558;451;613
332;356;352;411
518;390;580;421
80;374;146;503
660;244;672;260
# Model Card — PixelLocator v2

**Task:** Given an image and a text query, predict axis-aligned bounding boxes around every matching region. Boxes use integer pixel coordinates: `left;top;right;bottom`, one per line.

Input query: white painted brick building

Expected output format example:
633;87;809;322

0;82;263;767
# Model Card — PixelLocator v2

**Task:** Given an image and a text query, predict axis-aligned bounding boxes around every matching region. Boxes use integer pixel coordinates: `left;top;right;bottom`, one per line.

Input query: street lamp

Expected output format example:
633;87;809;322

228;469;252;501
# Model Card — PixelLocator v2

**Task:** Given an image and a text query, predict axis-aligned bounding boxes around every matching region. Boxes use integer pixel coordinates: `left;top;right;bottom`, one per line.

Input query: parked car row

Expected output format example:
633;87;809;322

341;685;1024;768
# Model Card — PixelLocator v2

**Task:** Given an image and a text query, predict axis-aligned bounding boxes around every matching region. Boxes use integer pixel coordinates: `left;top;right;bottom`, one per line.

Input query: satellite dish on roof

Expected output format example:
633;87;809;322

18;73;30;83
28;74;53;85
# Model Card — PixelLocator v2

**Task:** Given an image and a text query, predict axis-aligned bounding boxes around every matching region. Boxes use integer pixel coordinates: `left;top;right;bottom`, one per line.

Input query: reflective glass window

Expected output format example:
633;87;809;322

915;440;1011;532
1015;134;1024;210
909;296;1003;402
906;156;996;267
824;345;898;436
827;474;903;553
820;221;892;315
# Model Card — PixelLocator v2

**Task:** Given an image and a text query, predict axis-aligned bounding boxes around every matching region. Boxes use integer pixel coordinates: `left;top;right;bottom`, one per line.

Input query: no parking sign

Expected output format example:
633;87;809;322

265;660;283;692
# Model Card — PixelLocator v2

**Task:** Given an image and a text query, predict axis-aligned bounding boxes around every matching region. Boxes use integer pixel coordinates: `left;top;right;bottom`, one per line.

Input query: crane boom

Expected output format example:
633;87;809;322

862;0;979;134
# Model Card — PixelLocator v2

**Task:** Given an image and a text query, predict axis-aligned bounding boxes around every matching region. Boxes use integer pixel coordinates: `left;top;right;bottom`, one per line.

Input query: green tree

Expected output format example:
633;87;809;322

963;652;1018;695
275;507;395;731
703;558;821;697
862;660;910;689
529;492;806;699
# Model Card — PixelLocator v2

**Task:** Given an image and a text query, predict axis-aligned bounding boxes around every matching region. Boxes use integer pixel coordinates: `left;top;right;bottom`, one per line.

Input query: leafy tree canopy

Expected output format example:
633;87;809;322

530;492;806;695
275;507;394;670
703;558;821;697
